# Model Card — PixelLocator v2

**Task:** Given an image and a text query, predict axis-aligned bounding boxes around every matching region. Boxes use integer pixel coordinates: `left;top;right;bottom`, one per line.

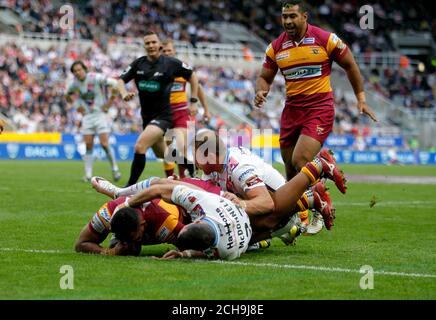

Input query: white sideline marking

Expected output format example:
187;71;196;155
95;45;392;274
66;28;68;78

0;248;62;254
334;200;436;207
2;248;434;279
209;261;436;279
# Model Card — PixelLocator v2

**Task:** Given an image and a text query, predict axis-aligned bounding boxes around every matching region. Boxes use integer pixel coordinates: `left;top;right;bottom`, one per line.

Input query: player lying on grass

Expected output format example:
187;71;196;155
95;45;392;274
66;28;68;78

191;129;346;243
75;178;221;256
91;151;346;260
92;146;342;247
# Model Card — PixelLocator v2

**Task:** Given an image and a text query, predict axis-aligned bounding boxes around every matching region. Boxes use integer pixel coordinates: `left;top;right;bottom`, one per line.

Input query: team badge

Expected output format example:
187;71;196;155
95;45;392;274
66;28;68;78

317;125;325;135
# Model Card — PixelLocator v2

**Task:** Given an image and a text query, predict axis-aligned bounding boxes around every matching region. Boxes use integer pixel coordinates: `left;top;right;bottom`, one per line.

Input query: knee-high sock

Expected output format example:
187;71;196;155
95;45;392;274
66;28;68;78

163;161;175;177
83;150;93;178
117;177;159;197
127;153;146;186
103;146;119;171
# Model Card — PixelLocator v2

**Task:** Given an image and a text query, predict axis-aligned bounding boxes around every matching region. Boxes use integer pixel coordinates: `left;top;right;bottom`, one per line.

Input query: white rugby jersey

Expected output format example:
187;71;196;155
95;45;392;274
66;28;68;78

202;147;286;197
66;73;117;114
171;185;252;260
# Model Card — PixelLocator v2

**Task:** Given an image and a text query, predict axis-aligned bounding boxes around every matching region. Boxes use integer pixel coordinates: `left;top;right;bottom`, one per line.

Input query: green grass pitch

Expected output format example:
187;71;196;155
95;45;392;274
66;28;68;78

0;160;435;299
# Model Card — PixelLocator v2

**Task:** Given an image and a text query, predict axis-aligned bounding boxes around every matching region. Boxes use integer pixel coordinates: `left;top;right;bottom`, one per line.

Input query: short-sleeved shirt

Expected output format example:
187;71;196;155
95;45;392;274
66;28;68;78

201;147;286;198
171;185;252;260
263;24;348;109
88;197;185;245
66;73;117;114
119;55;193;120
181;177;222;195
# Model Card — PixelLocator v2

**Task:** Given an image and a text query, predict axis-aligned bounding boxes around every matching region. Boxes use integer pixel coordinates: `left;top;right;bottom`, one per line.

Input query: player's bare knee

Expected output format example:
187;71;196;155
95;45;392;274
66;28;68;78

134;143;146;154
292;155;311;171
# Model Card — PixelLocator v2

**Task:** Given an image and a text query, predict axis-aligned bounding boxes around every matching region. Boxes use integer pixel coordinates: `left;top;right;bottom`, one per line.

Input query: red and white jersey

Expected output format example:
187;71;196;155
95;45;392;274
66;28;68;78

66;72;117;114
201;147;286;197
171;185;252;260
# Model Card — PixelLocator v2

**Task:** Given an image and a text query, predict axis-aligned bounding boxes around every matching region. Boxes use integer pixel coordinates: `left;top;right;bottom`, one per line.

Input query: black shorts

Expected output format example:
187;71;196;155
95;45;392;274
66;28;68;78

142;115;172;132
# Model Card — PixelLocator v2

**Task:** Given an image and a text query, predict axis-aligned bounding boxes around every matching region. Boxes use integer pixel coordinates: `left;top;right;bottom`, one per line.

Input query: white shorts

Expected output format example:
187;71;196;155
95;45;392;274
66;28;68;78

81;113;111;135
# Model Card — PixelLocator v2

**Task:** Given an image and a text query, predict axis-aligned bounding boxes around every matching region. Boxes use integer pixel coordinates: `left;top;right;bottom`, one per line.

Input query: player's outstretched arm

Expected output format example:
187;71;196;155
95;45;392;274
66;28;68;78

198;84;211;123
242;186;275;216
254;67;277;108
117;79;136;101
154;249;207;260
337;51;378;122
126;183;176;207
75;225;108;254
75;224;132;255
188;72;199;116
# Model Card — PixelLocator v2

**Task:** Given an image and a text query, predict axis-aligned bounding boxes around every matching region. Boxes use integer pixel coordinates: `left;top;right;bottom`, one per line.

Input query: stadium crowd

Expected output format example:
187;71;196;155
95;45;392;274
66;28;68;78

1;0;434;135
4;0;434;52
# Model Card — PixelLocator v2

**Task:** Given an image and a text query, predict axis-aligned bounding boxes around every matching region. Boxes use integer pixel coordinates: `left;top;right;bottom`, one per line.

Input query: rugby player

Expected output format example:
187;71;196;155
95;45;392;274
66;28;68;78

75;196;188;256
254;1;377;182
161;39;211;178
76;177;222;256
65;60;121;182
117;32;199;186
192;130;338;241
108;150;345;260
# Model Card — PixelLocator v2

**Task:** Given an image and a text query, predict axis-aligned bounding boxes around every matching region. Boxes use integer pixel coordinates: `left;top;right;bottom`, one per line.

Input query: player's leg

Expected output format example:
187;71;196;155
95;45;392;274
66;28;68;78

174;127;195;177
291;134;322;175
279;109;312;228
251;152;346;235
126;124;165;186
153;135;176;177
83;133;94;182
98;132;121;181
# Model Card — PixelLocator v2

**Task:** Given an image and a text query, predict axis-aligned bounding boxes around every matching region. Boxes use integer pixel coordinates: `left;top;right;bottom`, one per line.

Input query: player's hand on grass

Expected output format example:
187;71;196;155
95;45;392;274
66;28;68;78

254;90;268;108
102;242;129;256
153;250;183;260
122;92;136;101
358;101;377;122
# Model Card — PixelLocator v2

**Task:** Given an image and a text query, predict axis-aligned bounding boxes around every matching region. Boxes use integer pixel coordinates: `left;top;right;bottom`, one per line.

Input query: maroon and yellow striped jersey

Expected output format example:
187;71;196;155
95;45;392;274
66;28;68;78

170;77;188;110
88;197;185;245
263;24;348;109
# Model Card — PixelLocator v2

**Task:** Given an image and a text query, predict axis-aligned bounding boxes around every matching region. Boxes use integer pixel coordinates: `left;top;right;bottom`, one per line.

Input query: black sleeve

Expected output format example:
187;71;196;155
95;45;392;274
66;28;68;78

119;58;138;83
172;58;193;81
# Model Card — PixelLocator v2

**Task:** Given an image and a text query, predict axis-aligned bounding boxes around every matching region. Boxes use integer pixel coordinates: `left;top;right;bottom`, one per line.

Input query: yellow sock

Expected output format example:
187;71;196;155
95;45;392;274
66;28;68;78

296;193;309;211
163;162;175;171
299;210;309;225
163;162;176;177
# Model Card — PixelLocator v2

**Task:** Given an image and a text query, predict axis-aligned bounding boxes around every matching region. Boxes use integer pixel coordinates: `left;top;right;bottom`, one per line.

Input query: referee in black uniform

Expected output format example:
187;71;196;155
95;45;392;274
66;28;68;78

117;31;199;186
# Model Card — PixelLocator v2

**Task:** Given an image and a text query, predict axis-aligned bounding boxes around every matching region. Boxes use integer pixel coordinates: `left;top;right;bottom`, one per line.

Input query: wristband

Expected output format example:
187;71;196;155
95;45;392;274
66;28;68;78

190;97;198;103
